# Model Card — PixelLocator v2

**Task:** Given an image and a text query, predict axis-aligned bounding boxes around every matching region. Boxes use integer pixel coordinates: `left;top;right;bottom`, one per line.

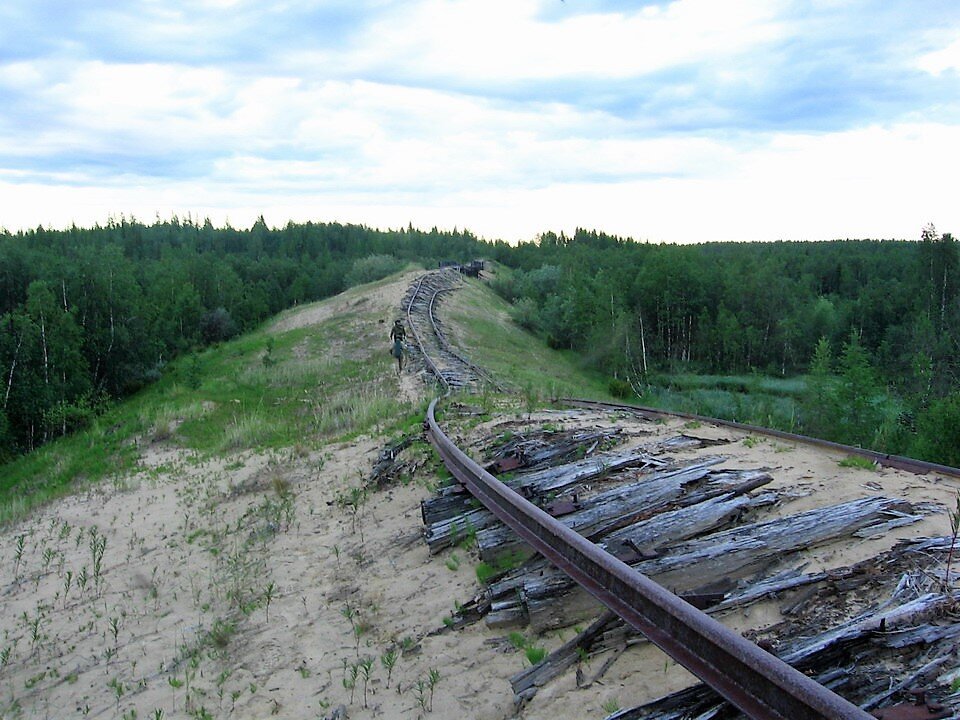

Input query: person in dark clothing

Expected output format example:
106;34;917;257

390;319;406;373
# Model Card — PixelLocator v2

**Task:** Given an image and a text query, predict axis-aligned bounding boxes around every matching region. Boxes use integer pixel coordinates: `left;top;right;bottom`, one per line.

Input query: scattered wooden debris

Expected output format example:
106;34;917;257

477;459;765;565
368;435;416;487
485;426;625;473
421;406;948;716
608;585;960;719
515;496;923;632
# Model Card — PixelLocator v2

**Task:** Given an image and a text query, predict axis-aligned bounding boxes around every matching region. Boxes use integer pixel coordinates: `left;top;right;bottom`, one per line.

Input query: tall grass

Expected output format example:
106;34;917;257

313;387;411;438
220;409;281;451
642;384;800;432
445;280;619;404
0;417;142;525
0;282;417;527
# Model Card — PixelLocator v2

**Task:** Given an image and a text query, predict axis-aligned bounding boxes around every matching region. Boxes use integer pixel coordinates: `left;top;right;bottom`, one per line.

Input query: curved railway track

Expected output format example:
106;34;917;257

403;270;501;392
561;398;960;480
425;399;874;720
402;270;960;719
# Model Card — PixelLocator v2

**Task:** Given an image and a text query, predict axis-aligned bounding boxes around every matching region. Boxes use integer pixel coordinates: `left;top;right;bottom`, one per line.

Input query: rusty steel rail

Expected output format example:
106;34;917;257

405;274;449;391
561;398;960;479
406;270;503;393
426;398;874;720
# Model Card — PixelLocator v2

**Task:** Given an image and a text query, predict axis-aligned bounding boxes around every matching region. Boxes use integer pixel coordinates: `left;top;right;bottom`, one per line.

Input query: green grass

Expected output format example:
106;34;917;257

0;273;420;527
445;278;621;404
640;383;801;432
838;455;877;470
650;372;807;398
0;415;143;525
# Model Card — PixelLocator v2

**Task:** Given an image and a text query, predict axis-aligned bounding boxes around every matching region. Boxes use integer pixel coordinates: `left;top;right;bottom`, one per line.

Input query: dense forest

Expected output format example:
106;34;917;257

1;218;958;466
0;216;490;457
487;224;959;464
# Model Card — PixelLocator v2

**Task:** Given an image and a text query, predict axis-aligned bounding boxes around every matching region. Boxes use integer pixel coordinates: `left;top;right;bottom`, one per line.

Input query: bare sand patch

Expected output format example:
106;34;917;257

269;270;423;335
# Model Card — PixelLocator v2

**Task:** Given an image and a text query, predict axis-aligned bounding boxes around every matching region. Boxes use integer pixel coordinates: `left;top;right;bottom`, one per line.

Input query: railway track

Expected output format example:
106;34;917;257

402;271;959;719
561;398;960;480
403;269;501;392
425;399;876;720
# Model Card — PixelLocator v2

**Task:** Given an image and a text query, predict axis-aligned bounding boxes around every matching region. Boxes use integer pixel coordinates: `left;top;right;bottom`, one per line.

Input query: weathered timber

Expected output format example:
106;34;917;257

656;434;727;451
422;428;627;526
483;475;774;568
509;496;921;631
715;567;829;613
369;435;415;486
859;656;953;711
512;562;800;704
511;446;675;497
482;482;776;630
600;480;776;560
426;447;674;554
476;457;729;563
514;536;956;706
510;611;620;697
423;506;497;554
629;495;919;593
585;568;833;658
778;591;959;665
606;591;960;720
420;485;473;526
486;427;624;473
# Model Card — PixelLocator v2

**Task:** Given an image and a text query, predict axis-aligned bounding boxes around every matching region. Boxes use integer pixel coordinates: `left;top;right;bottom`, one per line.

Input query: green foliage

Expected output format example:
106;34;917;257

484;227;960;462
0;286;417;525
912;392;960;467
800;337;835;439
525;645;547;665
345;254;405;286
475;562;499;584
0;218;489;459
475;549;526;585
838;455;877;470
799;333;893;448
607;377;633;399
507;631;527;649
602;698;621;714
505;631;547;666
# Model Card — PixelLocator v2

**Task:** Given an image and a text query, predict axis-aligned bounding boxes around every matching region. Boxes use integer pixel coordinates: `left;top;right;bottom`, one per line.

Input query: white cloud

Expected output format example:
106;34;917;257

1;0;959;243
916;36;960;76
358;0;786;82
3;121;956;243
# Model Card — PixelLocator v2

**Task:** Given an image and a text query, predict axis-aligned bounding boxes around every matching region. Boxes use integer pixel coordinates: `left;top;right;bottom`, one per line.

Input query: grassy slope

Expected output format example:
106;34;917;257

0;272;425;525
443;276;619;402
10;265;782;524
443;273;808;430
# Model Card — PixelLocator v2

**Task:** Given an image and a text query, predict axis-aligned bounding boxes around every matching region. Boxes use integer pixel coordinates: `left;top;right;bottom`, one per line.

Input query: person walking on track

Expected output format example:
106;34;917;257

390;319;406;373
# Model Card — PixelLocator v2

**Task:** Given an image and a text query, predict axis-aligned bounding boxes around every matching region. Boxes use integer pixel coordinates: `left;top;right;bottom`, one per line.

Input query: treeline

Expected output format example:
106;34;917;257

4;216;959;467
0;216;491;457
488;225;960;464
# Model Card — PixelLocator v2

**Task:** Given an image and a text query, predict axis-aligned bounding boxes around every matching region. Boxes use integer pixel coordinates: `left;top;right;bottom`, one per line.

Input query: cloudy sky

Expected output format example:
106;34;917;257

1;1;959;243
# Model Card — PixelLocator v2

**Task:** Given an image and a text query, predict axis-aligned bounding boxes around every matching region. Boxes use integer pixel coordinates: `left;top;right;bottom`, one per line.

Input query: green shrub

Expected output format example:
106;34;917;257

608;377;633;399
913;392;960;467
345;254;404;286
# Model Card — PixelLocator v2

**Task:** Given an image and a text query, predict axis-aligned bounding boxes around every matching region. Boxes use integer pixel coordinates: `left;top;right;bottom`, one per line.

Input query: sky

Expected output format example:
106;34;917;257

1;0;959;244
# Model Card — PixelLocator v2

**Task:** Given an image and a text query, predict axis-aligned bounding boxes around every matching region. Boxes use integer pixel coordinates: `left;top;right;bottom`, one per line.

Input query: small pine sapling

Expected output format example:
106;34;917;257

359;656;374;708
945;490;960;591
342;660;359;705
427;668;441;712
13;534;26;580
380;648;399;688
263;581;276;621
